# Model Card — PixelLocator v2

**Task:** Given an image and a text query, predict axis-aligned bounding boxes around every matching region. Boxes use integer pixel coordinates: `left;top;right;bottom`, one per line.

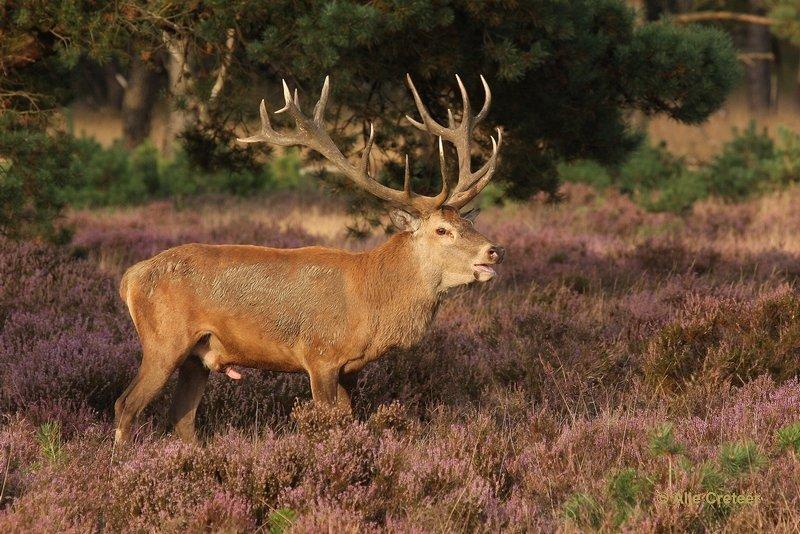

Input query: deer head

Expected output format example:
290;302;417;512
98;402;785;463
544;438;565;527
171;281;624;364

238;74;505;287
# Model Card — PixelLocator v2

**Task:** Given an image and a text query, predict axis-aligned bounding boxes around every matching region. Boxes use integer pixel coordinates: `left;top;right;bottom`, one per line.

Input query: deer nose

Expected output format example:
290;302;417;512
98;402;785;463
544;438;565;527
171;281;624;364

487;245;505;264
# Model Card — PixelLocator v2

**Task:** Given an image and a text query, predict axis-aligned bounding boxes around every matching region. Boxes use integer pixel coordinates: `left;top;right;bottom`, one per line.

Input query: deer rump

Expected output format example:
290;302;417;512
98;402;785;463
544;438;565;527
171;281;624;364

120;243;374;375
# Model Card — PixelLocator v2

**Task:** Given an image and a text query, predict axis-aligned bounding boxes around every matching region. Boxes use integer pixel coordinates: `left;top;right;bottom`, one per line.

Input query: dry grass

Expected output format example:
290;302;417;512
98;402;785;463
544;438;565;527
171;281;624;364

68;194;353;241
648;94;800;163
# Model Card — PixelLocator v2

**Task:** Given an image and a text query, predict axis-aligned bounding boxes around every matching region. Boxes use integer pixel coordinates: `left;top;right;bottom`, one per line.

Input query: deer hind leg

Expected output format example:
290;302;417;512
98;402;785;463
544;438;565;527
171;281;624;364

168;355;210;444
336;370;359;412
114;348;182;445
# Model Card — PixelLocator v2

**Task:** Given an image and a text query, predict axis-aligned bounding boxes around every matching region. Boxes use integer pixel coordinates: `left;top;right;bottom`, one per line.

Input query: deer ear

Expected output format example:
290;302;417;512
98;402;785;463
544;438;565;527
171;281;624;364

461;208;481;223
389;209;421;232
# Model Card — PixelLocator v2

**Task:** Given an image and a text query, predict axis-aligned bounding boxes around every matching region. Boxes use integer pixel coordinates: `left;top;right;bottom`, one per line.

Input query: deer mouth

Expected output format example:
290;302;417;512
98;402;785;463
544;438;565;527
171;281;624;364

473;263;496;281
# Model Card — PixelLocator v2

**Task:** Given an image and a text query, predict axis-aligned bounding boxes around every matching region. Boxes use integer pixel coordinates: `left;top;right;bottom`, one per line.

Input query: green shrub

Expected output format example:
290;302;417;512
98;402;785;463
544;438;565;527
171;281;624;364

130;142;161;196
267;508;297;534
718;440;767;476
62;138;298;207
649;423;685;457
559;124;800;214
704;122;776;200
563;492;603;529
770;127;800;186
558;159;613;190
0;122;76;242
642;170;708;214
268;148;303;189
698;462;726;493
775;422;800;454
608;468;652;526
36;422;65;463
65;138;143;206
618;141;687;194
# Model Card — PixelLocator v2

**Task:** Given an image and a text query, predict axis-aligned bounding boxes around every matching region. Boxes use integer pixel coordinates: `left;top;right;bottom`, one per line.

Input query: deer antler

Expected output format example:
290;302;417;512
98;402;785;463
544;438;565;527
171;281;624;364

405;74;502;210
238;76;451;214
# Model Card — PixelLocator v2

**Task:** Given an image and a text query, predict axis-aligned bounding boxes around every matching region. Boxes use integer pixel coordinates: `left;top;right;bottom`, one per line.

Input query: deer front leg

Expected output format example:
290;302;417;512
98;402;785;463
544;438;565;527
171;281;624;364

308;365;339;405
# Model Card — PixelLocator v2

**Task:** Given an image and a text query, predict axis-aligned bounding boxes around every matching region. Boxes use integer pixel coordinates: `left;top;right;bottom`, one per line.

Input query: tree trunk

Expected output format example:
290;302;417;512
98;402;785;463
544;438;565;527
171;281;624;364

745;6;773;113
161;33;196;156
121;56;158;148
102;62;125;110
796;56;800;108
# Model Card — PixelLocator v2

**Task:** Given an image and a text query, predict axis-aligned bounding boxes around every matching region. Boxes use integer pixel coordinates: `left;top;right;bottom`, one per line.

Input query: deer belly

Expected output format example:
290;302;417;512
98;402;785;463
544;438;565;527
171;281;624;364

192;332;304;373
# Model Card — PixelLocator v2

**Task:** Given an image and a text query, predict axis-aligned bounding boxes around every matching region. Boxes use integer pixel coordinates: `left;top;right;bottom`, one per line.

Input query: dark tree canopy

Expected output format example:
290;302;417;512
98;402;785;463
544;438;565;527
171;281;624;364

2;0;740;200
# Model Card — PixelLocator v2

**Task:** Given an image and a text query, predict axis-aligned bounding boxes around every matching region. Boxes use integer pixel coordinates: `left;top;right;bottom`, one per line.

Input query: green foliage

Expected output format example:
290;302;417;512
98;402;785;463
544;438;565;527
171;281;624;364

267;507;297;534
608;468;652;526
557;160;613;190
62;138;305;208
705;123;777;200
563;492;603;529
562;125;800;213
718;440;767;476
770;0;800;46
36;422;64;463
618;23;740;124
649;423;684;457
775;422;800;454
2;0;740;201
767;127;800;186
0;121;75;242
698;462;727;493
617;142;686;194
644;170;709;214
0;119;308;237
268;149;303;190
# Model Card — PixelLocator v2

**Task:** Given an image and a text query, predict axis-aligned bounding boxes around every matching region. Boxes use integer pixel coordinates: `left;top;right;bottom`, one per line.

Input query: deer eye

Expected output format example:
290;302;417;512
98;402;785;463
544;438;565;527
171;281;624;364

436;227;448;236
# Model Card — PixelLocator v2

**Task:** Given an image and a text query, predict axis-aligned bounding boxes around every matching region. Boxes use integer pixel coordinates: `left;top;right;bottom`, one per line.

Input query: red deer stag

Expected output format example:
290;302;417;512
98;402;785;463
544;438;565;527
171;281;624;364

114;75;505;444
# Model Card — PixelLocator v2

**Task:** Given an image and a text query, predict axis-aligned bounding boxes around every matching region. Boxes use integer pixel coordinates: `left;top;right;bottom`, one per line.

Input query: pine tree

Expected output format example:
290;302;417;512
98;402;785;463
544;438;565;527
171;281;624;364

2;0;740;200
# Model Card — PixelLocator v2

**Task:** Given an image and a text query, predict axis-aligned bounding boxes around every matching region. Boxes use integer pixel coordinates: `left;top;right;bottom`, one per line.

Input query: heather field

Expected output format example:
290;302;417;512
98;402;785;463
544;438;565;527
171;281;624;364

3;184;800;532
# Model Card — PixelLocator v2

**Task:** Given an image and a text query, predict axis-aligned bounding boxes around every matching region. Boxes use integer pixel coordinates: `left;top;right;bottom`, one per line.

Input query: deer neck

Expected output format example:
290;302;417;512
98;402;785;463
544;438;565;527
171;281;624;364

363;232;443;299
358;233;444;347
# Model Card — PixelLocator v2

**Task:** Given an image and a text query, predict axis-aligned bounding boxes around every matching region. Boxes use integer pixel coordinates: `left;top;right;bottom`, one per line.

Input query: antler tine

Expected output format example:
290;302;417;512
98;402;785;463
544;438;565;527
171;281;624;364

469;128;502;183
237;98;300;146
445;128;503;209
405;74;449;137
403;155;411;195
475;75;492;124
275;79;293;115
430;137;452;206
438;137;452;191
276;80;310;126
257;99;271;134
447;109;456;129
313;75;330;126
359;123;375;175
454;74;471;129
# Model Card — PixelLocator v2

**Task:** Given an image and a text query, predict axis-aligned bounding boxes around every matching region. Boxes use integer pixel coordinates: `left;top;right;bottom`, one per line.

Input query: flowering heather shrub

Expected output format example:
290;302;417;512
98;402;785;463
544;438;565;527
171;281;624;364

3;187;800;529
642;289;800;393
